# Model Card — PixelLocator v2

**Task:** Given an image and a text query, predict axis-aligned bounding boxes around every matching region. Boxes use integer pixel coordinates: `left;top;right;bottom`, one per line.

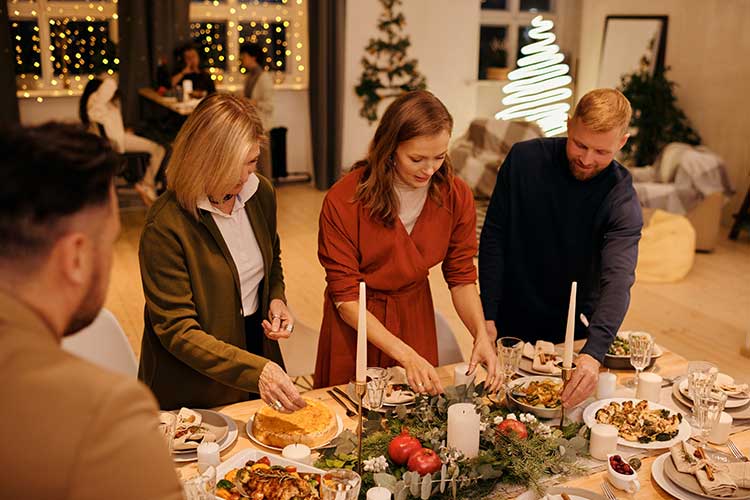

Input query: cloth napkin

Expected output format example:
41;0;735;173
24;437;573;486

670;441;738;497
530;341;561;375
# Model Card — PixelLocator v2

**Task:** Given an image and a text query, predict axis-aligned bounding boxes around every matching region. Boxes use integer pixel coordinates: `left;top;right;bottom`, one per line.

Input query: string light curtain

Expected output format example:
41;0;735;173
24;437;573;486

1;2;20;122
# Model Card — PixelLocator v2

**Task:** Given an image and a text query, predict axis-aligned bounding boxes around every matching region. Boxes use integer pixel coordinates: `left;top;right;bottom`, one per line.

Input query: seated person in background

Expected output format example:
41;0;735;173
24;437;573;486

314;90;501;395
80;76;166;206
240;42;274;179
0;123;183;500
171;43;216;94
139;93;304;413
478;88;643;408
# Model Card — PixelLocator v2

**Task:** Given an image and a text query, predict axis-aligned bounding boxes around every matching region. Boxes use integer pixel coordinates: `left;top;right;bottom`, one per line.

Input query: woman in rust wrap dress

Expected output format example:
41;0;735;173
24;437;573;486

314;91;500;394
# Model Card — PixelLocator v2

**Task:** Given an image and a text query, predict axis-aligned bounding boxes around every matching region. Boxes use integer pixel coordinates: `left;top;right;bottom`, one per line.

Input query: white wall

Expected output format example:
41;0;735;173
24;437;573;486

18;88;313;174
341;0;481;170
577;0;750;221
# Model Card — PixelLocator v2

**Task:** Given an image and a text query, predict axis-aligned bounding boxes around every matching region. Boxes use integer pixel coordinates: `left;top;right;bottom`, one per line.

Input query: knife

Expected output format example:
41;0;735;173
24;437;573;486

326;390;356;418
333;386;361;411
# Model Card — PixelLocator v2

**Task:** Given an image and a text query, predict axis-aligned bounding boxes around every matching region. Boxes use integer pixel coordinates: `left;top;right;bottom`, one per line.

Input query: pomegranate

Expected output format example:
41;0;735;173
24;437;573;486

496;419;528;439
407;448;442;475
388;429;422;465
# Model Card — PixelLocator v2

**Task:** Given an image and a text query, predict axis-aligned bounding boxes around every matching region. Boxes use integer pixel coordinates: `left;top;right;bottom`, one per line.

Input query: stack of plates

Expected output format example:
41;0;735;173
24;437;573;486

161;409;238;463
652;450;750;499
672;376;750;420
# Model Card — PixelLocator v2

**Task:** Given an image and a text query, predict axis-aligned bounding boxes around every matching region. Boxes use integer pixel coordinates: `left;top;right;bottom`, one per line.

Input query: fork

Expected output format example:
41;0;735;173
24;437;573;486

600;481;618;500
727;440;750;462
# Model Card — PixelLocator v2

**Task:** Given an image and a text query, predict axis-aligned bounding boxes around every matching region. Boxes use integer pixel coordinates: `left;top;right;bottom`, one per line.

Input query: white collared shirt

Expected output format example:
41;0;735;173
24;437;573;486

197;174;264;316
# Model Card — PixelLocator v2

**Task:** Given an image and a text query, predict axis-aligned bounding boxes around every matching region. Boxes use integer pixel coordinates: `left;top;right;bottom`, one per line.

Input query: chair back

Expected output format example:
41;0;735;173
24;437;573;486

436;311;465;366
61;308;138;378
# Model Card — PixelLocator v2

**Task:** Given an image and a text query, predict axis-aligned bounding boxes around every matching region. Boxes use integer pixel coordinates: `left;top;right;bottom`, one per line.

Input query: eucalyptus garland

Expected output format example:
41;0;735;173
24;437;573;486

354;0;427;123
316;383;589;499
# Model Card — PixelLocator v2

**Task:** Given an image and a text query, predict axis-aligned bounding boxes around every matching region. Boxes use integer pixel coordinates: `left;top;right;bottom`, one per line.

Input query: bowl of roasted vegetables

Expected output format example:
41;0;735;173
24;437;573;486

508;376;563;419
604;331;663;370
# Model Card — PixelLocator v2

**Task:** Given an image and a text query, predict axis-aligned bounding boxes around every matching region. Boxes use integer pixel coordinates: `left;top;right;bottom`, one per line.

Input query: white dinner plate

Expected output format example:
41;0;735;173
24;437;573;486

245;414;344;451
583;398;691;450
651;452;708;500
679;378;750;409
172;411;238;463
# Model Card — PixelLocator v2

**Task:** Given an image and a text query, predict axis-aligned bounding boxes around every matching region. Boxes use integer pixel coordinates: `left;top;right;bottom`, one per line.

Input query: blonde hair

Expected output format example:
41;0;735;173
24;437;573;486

166;93;265;218
571;88;632;135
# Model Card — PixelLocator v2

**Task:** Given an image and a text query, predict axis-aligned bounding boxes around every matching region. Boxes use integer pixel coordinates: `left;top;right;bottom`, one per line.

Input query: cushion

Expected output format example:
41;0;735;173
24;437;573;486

636;209;695;283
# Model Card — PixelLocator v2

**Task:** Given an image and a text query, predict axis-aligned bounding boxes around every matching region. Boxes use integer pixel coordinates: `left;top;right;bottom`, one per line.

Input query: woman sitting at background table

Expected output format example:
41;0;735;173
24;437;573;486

138;93;304;413
314;90;501;395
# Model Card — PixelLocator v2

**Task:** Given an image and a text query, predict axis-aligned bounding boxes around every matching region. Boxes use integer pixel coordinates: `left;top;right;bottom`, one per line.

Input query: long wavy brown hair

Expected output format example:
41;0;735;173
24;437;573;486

353;90;454;227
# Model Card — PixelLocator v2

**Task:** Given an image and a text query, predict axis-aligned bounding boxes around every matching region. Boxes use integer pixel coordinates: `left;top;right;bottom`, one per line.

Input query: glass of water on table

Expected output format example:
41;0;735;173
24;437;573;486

497;336;524;402
625;332;653;390
687;360;719;426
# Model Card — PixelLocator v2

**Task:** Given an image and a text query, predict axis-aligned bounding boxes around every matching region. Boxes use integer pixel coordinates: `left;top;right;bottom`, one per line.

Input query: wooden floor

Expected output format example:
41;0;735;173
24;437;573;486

107;183;750;385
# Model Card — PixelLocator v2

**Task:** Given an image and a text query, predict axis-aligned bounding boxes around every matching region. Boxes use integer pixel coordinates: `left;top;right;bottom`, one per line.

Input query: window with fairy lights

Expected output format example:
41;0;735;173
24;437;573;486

8;1;119;94
237;21;286;73
188;0;308;87
49;19;118;76
190;21;228;70
10;20;42;77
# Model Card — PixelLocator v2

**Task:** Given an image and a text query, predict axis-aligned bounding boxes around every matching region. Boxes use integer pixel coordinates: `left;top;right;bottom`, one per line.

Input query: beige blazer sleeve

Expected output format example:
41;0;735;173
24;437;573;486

68;379;184;500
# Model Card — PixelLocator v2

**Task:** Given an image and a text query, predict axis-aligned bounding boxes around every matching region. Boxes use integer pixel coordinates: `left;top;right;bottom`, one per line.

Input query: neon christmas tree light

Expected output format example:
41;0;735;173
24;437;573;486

496;16;572;136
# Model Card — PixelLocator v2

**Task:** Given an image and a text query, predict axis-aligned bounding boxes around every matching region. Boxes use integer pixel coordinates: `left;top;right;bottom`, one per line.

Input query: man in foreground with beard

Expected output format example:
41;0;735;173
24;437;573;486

479;89;643;409
0;123;183;500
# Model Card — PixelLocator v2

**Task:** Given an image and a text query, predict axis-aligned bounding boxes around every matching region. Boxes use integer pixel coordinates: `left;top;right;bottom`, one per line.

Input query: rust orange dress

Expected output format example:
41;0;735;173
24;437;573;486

314;169;478;387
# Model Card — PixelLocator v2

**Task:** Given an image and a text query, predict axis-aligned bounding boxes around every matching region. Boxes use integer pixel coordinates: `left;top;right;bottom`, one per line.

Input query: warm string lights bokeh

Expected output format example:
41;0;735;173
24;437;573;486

9;0;308;99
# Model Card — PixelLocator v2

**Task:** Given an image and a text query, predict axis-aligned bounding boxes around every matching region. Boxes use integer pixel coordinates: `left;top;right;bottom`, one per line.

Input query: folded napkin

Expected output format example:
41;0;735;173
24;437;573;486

670;441;738;497
726;462;750;488
531;341;561;374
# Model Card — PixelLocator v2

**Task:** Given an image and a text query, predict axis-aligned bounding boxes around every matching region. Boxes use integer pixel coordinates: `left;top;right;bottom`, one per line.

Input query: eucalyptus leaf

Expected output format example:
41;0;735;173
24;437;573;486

364;418;382;433
409;471;420;497
395;405;408;420
395;483;408;500
440;464;447;493
374;472;397;491
476;464;502;479
335;439;356;455
420;473;432;499
569;436;587;452
444;386;459;401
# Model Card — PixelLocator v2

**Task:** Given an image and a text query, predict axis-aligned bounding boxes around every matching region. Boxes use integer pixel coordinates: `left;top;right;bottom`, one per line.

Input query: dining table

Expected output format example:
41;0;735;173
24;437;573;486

176;347;750;499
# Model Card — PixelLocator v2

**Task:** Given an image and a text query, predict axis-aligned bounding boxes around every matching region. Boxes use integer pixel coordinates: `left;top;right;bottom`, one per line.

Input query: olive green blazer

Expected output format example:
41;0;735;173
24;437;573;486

138;175;286;410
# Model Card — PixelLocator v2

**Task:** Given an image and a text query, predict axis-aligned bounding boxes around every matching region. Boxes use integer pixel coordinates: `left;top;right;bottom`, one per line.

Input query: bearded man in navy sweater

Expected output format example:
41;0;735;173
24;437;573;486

479;89;643;409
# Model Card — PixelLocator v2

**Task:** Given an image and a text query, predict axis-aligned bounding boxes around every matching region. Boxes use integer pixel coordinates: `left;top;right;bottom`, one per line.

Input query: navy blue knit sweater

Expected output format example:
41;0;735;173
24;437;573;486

478;137;643;363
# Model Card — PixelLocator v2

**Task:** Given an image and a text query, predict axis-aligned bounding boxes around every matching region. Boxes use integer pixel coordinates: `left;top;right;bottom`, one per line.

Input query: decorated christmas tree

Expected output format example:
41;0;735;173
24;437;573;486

496;16;572;136
355;0;427;124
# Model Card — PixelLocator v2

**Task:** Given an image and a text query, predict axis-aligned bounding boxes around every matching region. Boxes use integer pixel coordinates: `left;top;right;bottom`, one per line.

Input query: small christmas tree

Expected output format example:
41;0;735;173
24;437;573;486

496;15;572;136
355;0;427;123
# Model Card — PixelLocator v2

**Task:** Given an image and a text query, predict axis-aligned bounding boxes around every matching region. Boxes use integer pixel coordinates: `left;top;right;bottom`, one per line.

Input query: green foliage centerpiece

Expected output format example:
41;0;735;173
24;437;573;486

316;382;588;499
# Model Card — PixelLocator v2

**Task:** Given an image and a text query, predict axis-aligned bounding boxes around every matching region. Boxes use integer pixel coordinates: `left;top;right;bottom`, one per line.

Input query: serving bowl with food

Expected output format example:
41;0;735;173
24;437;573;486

603;331;663;370
508;376;563;419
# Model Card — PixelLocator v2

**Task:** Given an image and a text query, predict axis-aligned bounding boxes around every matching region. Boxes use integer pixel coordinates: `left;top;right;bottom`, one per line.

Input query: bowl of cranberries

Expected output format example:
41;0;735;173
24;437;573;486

607;454;640;493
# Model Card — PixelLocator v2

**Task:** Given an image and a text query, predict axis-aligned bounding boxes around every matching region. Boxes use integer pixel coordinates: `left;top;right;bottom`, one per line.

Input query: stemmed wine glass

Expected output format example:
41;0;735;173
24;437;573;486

626;332;653;390
497;337;524;403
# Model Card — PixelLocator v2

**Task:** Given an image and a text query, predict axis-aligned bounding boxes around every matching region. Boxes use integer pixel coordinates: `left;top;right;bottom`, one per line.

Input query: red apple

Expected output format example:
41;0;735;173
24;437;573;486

496;419;528;439
388;429;422;465
407;448;442;475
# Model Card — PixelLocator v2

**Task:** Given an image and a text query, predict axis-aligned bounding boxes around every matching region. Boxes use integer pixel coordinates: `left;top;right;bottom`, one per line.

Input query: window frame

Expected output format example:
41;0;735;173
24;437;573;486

479;0;557;82
188;0;308;90
9;0;118;96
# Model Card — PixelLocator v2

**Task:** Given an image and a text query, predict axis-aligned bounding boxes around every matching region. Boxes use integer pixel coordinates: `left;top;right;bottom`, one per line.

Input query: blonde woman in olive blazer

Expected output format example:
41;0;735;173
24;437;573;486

138;94;306;412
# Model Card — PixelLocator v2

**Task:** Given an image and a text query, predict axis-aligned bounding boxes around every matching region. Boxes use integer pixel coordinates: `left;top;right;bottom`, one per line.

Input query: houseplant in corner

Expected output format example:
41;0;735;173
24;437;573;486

618;67;701;166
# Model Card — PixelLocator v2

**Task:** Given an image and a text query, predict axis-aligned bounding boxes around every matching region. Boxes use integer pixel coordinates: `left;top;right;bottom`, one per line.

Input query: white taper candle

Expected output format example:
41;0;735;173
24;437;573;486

563;281;577;368
356;281;367;383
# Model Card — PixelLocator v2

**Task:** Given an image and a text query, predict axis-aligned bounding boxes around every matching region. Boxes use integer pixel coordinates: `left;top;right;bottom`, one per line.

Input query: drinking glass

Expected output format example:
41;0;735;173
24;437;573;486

497;337;524;402
626;332;653;390
365;367;390;410
693;389;727;447
687;360;718;425
321;469;361;500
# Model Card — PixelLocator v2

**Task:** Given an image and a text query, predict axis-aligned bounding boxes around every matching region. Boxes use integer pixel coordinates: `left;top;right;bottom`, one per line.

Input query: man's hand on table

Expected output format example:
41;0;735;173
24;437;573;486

561;353;600;408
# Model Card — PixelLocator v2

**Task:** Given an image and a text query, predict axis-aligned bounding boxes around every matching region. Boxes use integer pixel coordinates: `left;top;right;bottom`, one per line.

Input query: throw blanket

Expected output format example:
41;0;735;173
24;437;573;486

450;118;543;199
632;143;735;215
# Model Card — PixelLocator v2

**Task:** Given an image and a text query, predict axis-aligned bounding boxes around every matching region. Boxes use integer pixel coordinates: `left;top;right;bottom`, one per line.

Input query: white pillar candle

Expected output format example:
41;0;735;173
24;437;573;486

196;441;220;473
356;282;367;383
563;282;577;368
447;403;480;458
596;372;617;400
453;363;475;387
282;443;312;465
589;423;619;460
635;372;662;402
366;486;392;500
708;412;733;445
